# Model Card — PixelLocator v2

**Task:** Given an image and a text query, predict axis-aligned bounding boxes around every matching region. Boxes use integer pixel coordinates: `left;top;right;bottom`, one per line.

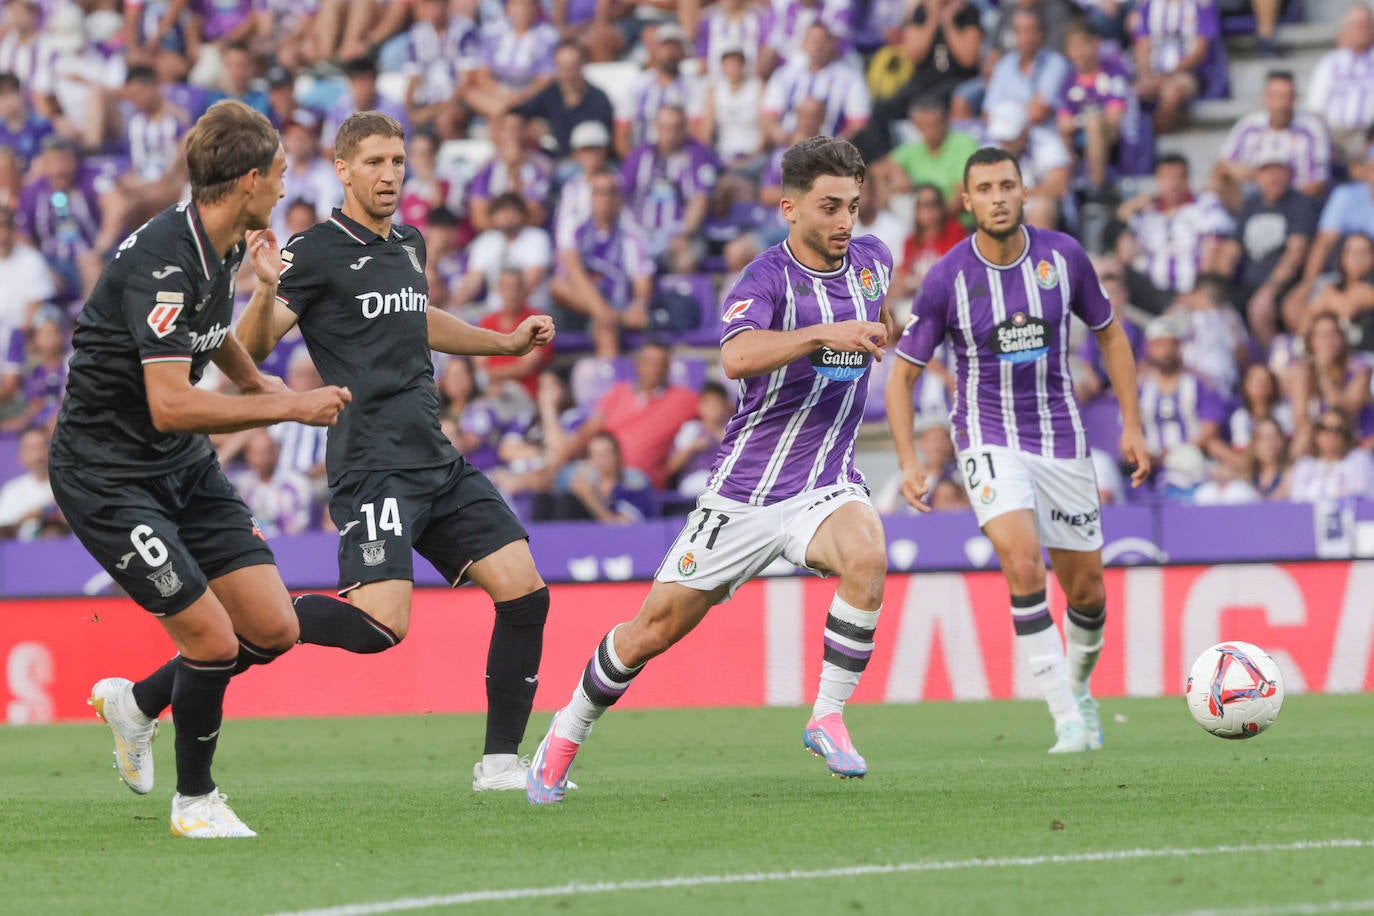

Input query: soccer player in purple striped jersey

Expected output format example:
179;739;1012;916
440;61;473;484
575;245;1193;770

529;136;894;802
886;147;1151;754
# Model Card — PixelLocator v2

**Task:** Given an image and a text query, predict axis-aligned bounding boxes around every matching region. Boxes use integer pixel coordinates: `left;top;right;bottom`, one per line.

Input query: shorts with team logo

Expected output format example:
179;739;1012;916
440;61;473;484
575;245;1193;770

50;454;276;617
655;482;873;600
957;445;1103;551
330;458;528;593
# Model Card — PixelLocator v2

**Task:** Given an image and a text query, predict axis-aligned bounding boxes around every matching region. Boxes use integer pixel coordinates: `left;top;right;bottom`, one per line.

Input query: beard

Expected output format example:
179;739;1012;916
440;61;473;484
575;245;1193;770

803;226;847;269
976;208;1023;240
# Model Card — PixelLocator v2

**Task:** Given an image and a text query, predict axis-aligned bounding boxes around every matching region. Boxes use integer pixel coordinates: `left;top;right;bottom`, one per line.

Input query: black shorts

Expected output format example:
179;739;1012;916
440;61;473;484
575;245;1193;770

329;459;528;593
51;454;276;617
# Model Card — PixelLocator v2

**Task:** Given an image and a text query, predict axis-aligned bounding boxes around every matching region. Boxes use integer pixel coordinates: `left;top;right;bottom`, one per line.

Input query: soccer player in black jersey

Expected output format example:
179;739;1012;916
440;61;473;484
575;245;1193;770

61;100;352;838
123;112;558;791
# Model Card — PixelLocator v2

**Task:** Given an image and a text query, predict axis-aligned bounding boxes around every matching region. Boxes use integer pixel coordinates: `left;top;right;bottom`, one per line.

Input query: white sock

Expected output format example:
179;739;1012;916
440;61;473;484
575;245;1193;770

812;595;880;719
1065;605;1105;691
1012;592;1081;726
557;625;641;744
482;753;517;773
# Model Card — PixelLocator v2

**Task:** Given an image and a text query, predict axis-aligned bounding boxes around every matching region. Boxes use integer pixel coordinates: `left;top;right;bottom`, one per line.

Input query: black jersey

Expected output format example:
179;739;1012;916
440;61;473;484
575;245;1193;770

50;202;243;477
276;209;454;486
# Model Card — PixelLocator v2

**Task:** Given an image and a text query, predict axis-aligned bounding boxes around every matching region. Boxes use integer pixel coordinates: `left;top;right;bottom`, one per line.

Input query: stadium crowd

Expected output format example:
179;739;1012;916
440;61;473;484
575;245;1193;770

1;0;1373;541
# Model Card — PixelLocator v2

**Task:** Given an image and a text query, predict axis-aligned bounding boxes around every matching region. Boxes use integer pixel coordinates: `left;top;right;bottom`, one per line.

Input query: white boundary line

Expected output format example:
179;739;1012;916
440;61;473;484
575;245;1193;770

1149;902;1374;916
268;838;1374;916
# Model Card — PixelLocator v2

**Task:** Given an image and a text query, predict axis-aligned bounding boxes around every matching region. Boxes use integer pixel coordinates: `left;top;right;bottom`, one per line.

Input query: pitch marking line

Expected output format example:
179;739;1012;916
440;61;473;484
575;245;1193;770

1151;902;1374;916
270;838;1374;916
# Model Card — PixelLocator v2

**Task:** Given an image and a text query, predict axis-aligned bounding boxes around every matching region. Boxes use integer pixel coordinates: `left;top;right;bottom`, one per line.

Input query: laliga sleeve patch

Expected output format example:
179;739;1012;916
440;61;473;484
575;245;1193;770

723;298;753;322
810;347;870;381
147;291;185;338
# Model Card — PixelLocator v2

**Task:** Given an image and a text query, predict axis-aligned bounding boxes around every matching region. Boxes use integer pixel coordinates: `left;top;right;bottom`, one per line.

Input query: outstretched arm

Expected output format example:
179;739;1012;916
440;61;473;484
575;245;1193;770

427;308;555;357
1095;319;1151;487
720;321;888;380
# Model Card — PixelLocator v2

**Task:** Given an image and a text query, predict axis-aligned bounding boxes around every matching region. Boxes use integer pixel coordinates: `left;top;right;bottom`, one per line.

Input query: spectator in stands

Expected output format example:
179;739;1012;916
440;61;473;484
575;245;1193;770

666;380;731;497
880;0;981;128
0;71;52;170
17;136;103;300
565;341;700;490
551;430;653;523
274;115;340;243
761;23;870;148
759;94;827;210
1217;154;1317;349
230;429;315;537
983;7;1067;131
622;104;719;272
315;0;412;67
217;41;269;116
615;22;700;158
271;346;330;494
885;96;978;225
981;100;1072;229
1173;274;1250;397
322;56;409;151
696;0;770;79
398;129;466;230
1131;0;1220;134
551;168;655;357
553;120;611;252
6;311;68;432
253;0;317;72
1116;153;1234;312
451;192;551;318
437;355;511;471
1229;363;1293;450
1288;407;1374;503
1285;311;1374;456
761;0;853;75
1138;316;1230;470
1241;415;1291;501
0;147;20;210
468;112;553;232
1312;234;1374;354
878;414;960;514
263;65;301;130
853;177;908;267
0;206;56;333
986;0;1075;66
0;1;59;123
515;40;614;160
490;369;589;498
894;184;968;303
548;0;624;62
124;0;192;69
1283;141;1374;330
701;171;770;272
476;268;556;402
1216;71;1332;212
1075;257;1146;402
1057;19;1136;203
402;0;478;140
464;0;560;120
0;425;62;541
424;205;466;302
696;46;766;166
1305;4;1374;165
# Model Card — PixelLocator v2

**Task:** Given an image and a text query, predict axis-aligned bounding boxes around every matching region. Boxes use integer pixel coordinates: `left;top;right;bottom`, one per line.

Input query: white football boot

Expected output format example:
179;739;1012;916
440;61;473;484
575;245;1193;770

88;677;158;794
170;790;257;838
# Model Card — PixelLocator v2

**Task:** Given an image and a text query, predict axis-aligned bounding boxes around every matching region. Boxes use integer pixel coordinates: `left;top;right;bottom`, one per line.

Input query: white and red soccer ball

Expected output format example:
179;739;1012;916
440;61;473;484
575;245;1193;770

1185;641;1285;739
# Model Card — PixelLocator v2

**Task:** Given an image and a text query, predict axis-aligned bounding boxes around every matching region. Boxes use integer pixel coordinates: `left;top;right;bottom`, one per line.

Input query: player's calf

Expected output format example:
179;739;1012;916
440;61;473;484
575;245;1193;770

480;586;549;784
294;593;401;653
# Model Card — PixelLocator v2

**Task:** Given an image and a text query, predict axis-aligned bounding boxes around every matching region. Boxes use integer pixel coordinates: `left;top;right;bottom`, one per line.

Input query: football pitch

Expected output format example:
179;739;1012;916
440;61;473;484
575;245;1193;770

3;696;1372;916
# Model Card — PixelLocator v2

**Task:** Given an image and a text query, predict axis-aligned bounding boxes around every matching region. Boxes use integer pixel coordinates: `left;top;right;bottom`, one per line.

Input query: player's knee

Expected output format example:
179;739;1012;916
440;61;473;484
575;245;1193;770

1068;585;1106;614
839;549;887;606
254;614;300;652
1002;555;1046;593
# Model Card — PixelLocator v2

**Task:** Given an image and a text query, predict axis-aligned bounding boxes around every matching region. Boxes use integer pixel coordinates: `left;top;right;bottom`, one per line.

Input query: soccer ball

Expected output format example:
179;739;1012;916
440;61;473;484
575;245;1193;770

1184;641;1284;739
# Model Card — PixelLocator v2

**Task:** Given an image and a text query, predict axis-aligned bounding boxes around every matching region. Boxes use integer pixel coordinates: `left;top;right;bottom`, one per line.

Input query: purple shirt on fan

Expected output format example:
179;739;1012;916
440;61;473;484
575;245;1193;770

22;359;67;427
1138;371;1227;455
17;175;101;264
468;153;554;205
697;3;772;76
767;0;852;63
1132;0;1219;75
621;141;720;252
0;114;52;169
898;226;1112;460
197;0;256;41
479;20;559;88
708;235;893;506
569;217;654;307
1059;56;1134;120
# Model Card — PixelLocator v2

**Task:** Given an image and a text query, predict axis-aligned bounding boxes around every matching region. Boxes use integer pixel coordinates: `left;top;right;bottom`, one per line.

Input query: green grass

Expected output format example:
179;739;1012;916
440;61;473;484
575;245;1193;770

3;696;1373;916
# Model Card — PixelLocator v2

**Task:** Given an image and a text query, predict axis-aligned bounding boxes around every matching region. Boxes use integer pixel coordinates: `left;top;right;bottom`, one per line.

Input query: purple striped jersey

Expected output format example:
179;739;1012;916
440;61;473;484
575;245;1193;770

478;20;559;88
1306;48;1374;133
897;226;1112;460
1132;0;1219;74
1219;111;1332;188
708;235;893;506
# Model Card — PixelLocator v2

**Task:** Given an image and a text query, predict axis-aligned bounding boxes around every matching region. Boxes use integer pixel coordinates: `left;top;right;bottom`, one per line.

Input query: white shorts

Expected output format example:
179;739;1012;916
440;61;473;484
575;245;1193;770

957;445;1103;551
655;482;873;599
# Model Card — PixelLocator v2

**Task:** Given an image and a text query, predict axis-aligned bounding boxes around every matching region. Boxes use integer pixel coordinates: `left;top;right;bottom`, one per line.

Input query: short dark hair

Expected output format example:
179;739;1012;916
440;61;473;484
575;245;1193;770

912;182;945;205
908;94;949;117
1156;152;1189;172
700;380;729;401
126;65;158;84
334;110;405;162
489;191;528;217
0;72;20;94
962;146;1022;187
1063;17;1096;43
1266;70;1295;85
780;135;866;195
185;100;280;204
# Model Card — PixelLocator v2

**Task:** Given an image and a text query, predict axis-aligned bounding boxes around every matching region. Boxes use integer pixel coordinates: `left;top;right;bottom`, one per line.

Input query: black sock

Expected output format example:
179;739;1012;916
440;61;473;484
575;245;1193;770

484;587;549;755
172;656;235;797
231;636;288;675
294;593;399;653
132;657;179;718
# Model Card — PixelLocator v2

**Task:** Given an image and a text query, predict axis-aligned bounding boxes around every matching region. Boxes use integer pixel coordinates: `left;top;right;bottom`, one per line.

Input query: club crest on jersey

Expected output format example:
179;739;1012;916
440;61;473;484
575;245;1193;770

147;292;184;338
723;298;752;322
401;244;422;273
858;267;883;300
677;552;697;576
147;563;183;599
810;346;870;382
990;311;1051;364
1034;259;1058;289
361;540;386;567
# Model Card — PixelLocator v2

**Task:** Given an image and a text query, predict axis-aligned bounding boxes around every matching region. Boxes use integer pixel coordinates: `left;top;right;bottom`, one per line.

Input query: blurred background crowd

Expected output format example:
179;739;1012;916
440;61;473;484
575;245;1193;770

0;0;1368;542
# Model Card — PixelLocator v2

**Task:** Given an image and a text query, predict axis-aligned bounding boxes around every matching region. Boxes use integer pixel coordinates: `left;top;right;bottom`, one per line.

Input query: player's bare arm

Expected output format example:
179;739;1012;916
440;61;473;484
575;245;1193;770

1094;319;1152;487
212;331;287;395
426;308;555;357
144;361;350;433
721;320;888;380
884;356;932;513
